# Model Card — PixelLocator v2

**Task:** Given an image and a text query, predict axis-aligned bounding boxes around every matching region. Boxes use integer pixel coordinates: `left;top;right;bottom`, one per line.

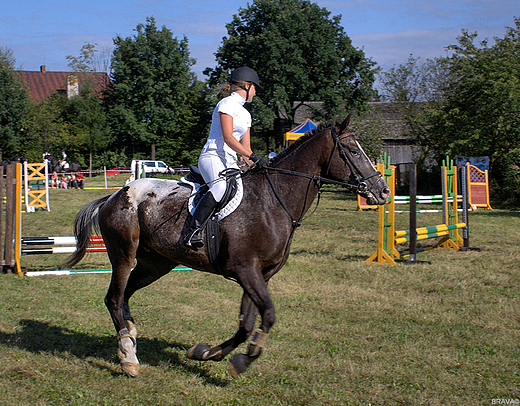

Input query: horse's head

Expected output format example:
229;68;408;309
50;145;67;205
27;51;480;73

323;116;390;206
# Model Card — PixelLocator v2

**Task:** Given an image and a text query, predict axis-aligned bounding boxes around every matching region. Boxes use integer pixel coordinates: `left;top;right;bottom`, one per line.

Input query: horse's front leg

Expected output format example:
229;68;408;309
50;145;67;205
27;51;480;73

187;292;258;362
187;273;275;378
228;276;274;378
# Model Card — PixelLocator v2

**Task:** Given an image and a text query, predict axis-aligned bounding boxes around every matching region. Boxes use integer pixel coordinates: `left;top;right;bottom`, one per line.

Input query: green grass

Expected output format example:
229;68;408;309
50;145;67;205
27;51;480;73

1;180;519;405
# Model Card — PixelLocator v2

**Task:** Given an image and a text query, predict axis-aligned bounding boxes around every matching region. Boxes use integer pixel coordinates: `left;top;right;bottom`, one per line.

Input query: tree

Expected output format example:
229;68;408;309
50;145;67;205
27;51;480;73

205;0;376;149
423;18;520;203
378;54;453;103
0;47;30;159
107;17;198;161
60;89;111;170
23;94;69;162
67;42;113;74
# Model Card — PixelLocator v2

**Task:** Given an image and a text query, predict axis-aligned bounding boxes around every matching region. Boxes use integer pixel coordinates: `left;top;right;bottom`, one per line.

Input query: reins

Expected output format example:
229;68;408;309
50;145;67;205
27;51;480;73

249;126;381;229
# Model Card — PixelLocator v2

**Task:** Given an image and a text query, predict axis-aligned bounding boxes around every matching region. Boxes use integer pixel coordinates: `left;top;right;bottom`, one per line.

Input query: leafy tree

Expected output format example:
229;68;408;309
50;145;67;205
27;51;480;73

378;54;453;103
205;0;377;149
60;89;111;170
0;47;30;159
107;17;199;162
23;94;69;161
67;42;112;74
379;55;428;102
66;42;98;72
423;18;520;203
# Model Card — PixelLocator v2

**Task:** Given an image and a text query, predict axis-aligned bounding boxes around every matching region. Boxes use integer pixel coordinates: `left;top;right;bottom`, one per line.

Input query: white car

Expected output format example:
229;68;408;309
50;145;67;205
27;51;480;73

131;160;174;176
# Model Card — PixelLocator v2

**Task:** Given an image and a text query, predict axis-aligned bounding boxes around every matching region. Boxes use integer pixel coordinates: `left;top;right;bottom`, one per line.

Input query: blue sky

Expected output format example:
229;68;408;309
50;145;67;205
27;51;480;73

1;0;517;78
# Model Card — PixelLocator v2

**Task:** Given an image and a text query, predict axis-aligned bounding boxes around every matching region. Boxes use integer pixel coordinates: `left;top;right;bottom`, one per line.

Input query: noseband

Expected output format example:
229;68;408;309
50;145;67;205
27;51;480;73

325;127;381;194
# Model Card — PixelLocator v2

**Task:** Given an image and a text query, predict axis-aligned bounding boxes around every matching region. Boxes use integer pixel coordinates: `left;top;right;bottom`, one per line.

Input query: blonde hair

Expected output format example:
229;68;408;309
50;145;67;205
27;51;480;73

218;81;251;97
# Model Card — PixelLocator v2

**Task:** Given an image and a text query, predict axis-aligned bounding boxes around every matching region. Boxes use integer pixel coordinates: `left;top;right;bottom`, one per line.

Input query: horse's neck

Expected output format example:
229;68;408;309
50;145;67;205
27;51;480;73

267;141;326;218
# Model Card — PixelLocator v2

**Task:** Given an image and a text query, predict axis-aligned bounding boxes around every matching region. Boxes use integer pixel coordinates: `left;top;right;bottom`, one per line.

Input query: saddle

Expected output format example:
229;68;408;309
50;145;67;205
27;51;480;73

181;165;243;262
184;165;239;210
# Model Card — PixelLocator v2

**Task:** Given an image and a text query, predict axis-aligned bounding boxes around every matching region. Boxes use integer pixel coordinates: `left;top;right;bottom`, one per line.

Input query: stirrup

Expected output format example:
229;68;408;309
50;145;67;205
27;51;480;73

184;229;204;249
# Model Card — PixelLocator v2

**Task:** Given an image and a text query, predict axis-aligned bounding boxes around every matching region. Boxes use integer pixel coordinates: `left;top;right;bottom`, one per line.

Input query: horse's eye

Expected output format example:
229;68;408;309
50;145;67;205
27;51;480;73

351;149;361;157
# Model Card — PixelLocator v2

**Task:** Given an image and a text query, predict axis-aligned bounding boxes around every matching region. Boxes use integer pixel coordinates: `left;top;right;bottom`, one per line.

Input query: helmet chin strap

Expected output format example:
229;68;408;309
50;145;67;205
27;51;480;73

242;83;252;102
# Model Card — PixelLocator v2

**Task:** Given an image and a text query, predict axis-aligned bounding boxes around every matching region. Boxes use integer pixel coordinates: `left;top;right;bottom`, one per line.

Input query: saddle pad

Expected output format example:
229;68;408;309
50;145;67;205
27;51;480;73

179;173;243;221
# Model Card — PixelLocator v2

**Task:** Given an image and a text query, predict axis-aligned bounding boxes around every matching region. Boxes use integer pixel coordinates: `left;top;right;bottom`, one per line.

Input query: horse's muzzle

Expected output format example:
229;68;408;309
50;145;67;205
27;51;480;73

363;180;390;206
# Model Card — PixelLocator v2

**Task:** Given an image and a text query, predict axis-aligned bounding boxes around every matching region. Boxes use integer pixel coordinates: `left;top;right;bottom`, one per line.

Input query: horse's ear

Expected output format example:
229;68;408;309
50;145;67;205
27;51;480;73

338;114;351;134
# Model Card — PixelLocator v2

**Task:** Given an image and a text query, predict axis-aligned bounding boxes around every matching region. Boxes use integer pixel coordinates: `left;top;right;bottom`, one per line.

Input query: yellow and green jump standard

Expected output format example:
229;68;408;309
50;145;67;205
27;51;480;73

365;156;476;265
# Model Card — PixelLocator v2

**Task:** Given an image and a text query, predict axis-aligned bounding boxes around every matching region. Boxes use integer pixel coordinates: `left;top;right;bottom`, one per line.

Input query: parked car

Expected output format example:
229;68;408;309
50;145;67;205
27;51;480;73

106;166;129;175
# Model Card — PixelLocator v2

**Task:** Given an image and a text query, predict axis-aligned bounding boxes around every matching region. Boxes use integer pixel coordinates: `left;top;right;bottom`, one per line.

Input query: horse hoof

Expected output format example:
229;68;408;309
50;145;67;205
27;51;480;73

229;354;248;378
121;362;139;378
186;343;211;361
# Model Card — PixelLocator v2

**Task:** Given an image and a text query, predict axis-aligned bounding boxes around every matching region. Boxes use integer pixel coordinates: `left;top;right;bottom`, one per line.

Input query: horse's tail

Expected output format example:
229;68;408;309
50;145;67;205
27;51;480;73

65;194;112;268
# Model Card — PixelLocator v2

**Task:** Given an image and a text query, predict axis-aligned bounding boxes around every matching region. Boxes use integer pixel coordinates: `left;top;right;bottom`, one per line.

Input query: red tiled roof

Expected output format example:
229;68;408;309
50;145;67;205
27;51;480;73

16;67;110;102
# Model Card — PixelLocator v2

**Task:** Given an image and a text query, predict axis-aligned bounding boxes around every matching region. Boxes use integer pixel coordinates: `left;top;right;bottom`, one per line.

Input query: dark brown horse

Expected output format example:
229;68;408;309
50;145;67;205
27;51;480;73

44;154;82;173
67;117;390;378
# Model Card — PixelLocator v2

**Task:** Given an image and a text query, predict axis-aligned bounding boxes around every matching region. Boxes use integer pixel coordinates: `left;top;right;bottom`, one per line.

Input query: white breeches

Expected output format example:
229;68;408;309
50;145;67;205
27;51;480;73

198;149;238;202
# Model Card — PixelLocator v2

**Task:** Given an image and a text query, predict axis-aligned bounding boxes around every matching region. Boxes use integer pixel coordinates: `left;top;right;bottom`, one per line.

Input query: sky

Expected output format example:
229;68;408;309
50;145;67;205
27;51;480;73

1;0;518;79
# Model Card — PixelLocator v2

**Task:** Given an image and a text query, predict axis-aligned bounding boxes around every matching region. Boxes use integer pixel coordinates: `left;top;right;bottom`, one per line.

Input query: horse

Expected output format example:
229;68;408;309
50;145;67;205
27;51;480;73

44;154;81;173
66;116;390;378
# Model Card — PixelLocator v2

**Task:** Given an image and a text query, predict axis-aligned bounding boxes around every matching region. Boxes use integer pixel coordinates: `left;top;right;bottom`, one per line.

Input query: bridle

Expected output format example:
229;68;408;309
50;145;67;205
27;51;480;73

248;126;382;228
325;126;381;194
263;126;381;192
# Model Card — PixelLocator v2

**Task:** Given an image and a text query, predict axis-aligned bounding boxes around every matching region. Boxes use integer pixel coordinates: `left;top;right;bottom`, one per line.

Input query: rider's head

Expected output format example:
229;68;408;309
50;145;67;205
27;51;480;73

230;67;262;91
219;67;262;102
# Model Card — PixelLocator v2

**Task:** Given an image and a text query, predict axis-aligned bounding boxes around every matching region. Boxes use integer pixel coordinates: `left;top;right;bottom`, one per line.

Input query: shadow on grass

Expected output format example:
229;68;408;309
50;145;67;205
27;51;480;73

0;319;229;386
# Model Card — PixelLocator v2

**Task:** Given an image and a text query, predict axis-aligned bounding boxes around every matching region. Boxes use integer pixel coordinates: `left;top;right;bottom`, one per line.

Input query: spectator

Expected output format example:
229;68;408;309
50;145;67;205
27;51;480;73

68;173;77;189
75;173;85;189
51;172;58;188
59;174;68;189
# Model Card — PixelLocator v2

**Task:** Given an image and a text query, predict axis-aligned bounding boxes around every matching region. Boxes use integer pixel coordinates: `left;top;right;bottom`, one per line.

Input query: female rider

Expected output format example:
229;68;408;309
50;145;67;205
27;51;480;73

184;67;267;249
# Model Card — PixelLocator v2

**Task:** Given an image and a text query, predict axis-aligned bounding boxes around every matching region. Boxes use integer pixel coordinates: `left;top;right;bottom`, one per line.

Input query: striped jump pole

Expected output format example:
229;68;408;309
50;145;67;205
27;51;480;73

395;223;467;245
21;236;106;255
25;266;193;277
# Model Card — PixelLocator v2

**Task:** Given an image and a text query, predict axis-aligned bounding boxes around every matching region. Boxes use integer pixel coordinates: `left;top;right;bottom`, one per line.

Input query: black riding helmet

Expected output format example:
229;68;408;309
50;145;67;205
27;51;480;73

230;67;263;91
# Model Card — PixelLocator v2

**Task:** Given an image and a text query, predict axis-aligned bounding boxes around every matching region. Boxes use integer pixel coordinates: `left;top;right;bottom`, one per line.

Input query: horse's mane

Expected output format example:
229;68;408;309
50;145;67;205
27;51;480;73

269;122;331;166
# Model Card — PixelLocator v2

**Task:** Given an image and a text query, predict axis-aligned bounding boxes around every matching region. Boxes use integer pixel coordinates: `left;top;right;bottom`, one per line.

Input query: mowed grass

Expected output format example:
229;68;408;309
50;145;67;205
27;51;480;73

1;176;519;405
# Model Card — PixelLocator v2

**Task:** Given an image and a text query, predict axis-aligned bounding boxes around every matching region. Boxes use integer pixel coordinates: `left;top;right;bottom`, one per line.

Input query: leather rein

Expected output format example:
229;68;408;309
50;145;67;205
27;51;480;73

255;126;382;228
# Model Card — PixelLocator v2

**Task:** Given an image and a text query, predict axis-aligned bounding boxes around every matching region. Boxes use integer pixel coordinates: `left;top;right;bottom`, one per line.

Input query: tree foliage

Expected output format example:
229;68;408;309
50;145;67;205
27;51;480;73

378;55;452;103
205;0;376;148
422;18;520;203
0;47;30;159
67;42;113;75
107;17;203;163
60;90;111;169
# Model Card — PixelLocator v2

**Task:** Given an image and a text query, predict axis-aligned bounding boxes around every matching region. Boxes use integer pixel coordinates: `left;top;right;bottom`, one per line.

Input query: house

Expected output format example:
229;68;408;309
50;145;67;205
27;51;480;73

16;65;110;102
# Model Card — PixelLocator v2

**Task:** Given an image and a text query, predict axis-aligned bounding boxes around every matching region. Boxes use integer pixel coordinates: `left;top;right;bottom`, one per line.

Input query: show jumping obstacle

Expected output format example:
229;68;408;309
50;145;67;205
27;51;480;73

358;159;492;212
0;162;23;274
21;236;107;255
0;162;108;274
365;156;476;265
24;162;50;212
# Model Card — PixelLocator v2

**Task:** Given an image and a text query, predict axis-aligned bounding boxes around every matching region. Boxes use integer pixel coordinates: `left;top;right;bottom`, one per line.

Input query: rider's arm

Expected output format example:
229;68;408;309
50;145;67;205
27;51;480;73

220;113;253;158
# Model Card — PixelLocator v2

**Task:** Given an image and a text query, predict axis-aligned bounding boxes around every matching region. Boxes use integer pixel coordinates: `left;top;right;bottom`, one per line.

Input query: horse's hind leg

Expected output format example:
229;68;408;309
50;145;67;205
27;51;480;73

102;215;142;377
122;252;178;340
116;252;177;377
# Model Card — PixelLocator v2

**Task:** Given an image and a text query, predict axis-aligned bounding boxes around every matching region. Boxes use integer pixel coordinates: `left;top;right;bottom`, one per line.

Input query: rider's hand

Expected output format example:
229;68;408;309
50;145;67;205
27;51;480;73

249;153;268;169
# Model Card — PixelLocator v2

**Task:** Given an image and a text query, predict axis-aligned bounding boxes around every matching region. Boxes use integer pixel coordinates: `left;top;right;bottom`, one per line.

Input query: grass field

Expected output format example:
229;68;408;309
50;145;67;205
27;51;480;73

1;173;519;405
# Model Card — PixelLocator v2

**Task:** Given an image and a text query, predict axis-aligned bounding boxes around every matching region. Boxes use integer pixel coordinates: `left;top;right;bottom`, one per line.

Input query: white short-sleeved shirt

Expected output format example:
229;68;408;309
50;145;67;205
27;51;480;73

202;92;251;161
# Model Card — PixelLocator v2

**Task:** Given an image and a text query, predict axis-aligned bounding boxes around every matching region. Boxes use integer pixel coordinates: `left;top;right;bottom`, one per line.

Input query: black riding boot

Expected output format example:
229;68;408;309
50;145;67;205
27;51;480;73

183;192;219;249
